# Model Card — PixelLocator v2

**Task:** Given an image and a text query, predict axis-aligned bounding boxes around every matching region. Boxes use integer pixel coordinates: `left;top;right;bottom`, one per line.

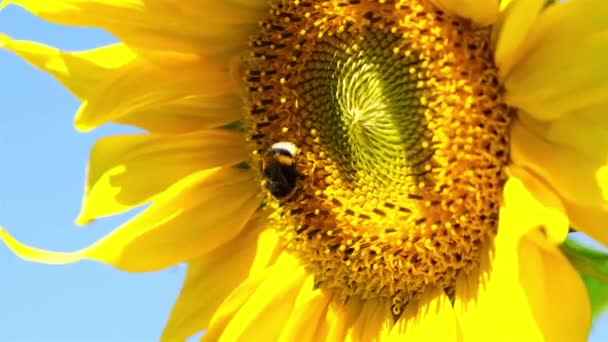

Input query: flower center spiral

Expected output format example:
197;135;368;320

244;0;511;312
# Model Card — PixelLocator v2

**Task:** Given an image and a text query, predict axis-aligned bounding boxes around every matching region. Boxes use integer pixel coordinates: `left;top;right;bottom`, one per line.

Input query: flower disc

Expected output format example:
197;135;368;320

244;0;512;314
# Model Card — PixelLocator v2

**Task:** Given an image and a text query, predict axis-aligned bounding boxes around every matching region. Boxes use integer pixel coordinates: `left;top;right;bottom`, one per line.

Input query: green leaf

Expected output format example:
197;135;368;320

562;234;608;317
582;275;608;317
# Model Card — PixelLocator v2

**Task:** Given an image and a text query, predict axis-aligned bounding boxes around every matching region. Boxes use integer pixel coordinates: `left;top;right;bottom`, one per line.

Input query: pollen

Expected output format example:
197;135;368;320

244;0;511;313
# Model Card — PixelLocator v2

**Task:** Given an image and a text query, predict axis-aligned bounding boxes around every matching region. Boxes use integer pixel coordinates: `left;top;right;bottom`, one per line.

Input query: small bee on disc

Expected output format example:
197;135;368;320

261;142;300;199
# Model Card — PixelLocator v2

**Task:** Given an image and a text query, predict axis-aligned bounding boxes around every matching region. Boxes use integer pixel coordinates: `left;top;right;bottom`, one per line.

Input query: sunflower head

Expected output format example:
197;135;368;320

244;0;512;311
1;0;603;340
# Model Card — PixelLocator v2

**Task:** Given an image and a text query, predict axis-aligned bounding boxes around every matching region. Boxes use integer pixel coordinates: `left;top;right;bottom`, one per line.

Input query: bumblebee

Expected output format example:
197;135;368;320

261;142;300;199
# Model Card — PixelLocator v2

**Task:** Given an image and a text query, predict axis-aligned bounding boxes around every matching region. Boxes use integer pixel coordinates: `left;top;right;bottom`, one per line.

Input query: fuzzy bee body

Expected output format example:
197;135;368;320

262;142;300;199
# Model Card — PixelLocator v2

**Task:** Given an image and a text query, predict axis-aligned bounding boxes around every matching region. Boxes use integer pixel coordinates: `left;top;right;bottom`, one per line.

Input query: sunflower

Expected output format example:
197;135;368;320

0;0;605;340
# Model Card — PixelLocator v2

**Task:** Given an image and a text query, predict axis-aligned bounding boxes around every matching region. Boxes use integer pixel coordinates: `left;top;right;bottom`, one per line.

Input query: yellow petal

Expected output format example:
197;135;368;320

2;0;267;57
0;167;260;271
161;213;267;342
563;200;608;248
482;233;591;341
519;237;591;342
502;0;608;120
493;0;546;76
453;240;493;342
391;288;461;341
110;92;243;134
278;276;331;342
73;57;239;133
78;129;248;223
349;299;391;342
517;108;608;162
459;175;589;341
0;35;135;100
325;298;365;342
505;165;569;244
202;265;275;342
0;35;242;133
248;228;284;277
431;0;499;26
499;0;512;11
204;253;307;342
511;118;608;211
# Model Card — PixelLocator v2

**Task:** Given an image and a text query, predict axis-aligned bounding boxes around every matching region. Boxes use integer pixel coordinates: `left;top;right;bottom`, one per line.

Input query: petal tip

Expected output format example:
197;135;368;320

73;110;94;132
75;199;95;226
75;215;95;226
73;100;103;132
0;227;83;265
0;225;18;248
0;33;10;48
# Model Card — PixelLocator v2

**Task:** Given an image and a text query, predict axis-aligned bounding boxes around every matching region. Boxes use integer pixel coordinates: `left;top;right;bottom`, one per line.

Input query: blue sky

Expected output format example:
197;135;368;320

0;3;606;342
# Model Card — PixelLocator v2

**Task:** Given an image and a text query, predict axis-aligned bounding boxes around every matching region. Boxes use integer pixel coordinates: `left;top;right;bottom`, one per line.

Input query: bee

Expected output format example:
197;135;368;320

261;141;300;199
